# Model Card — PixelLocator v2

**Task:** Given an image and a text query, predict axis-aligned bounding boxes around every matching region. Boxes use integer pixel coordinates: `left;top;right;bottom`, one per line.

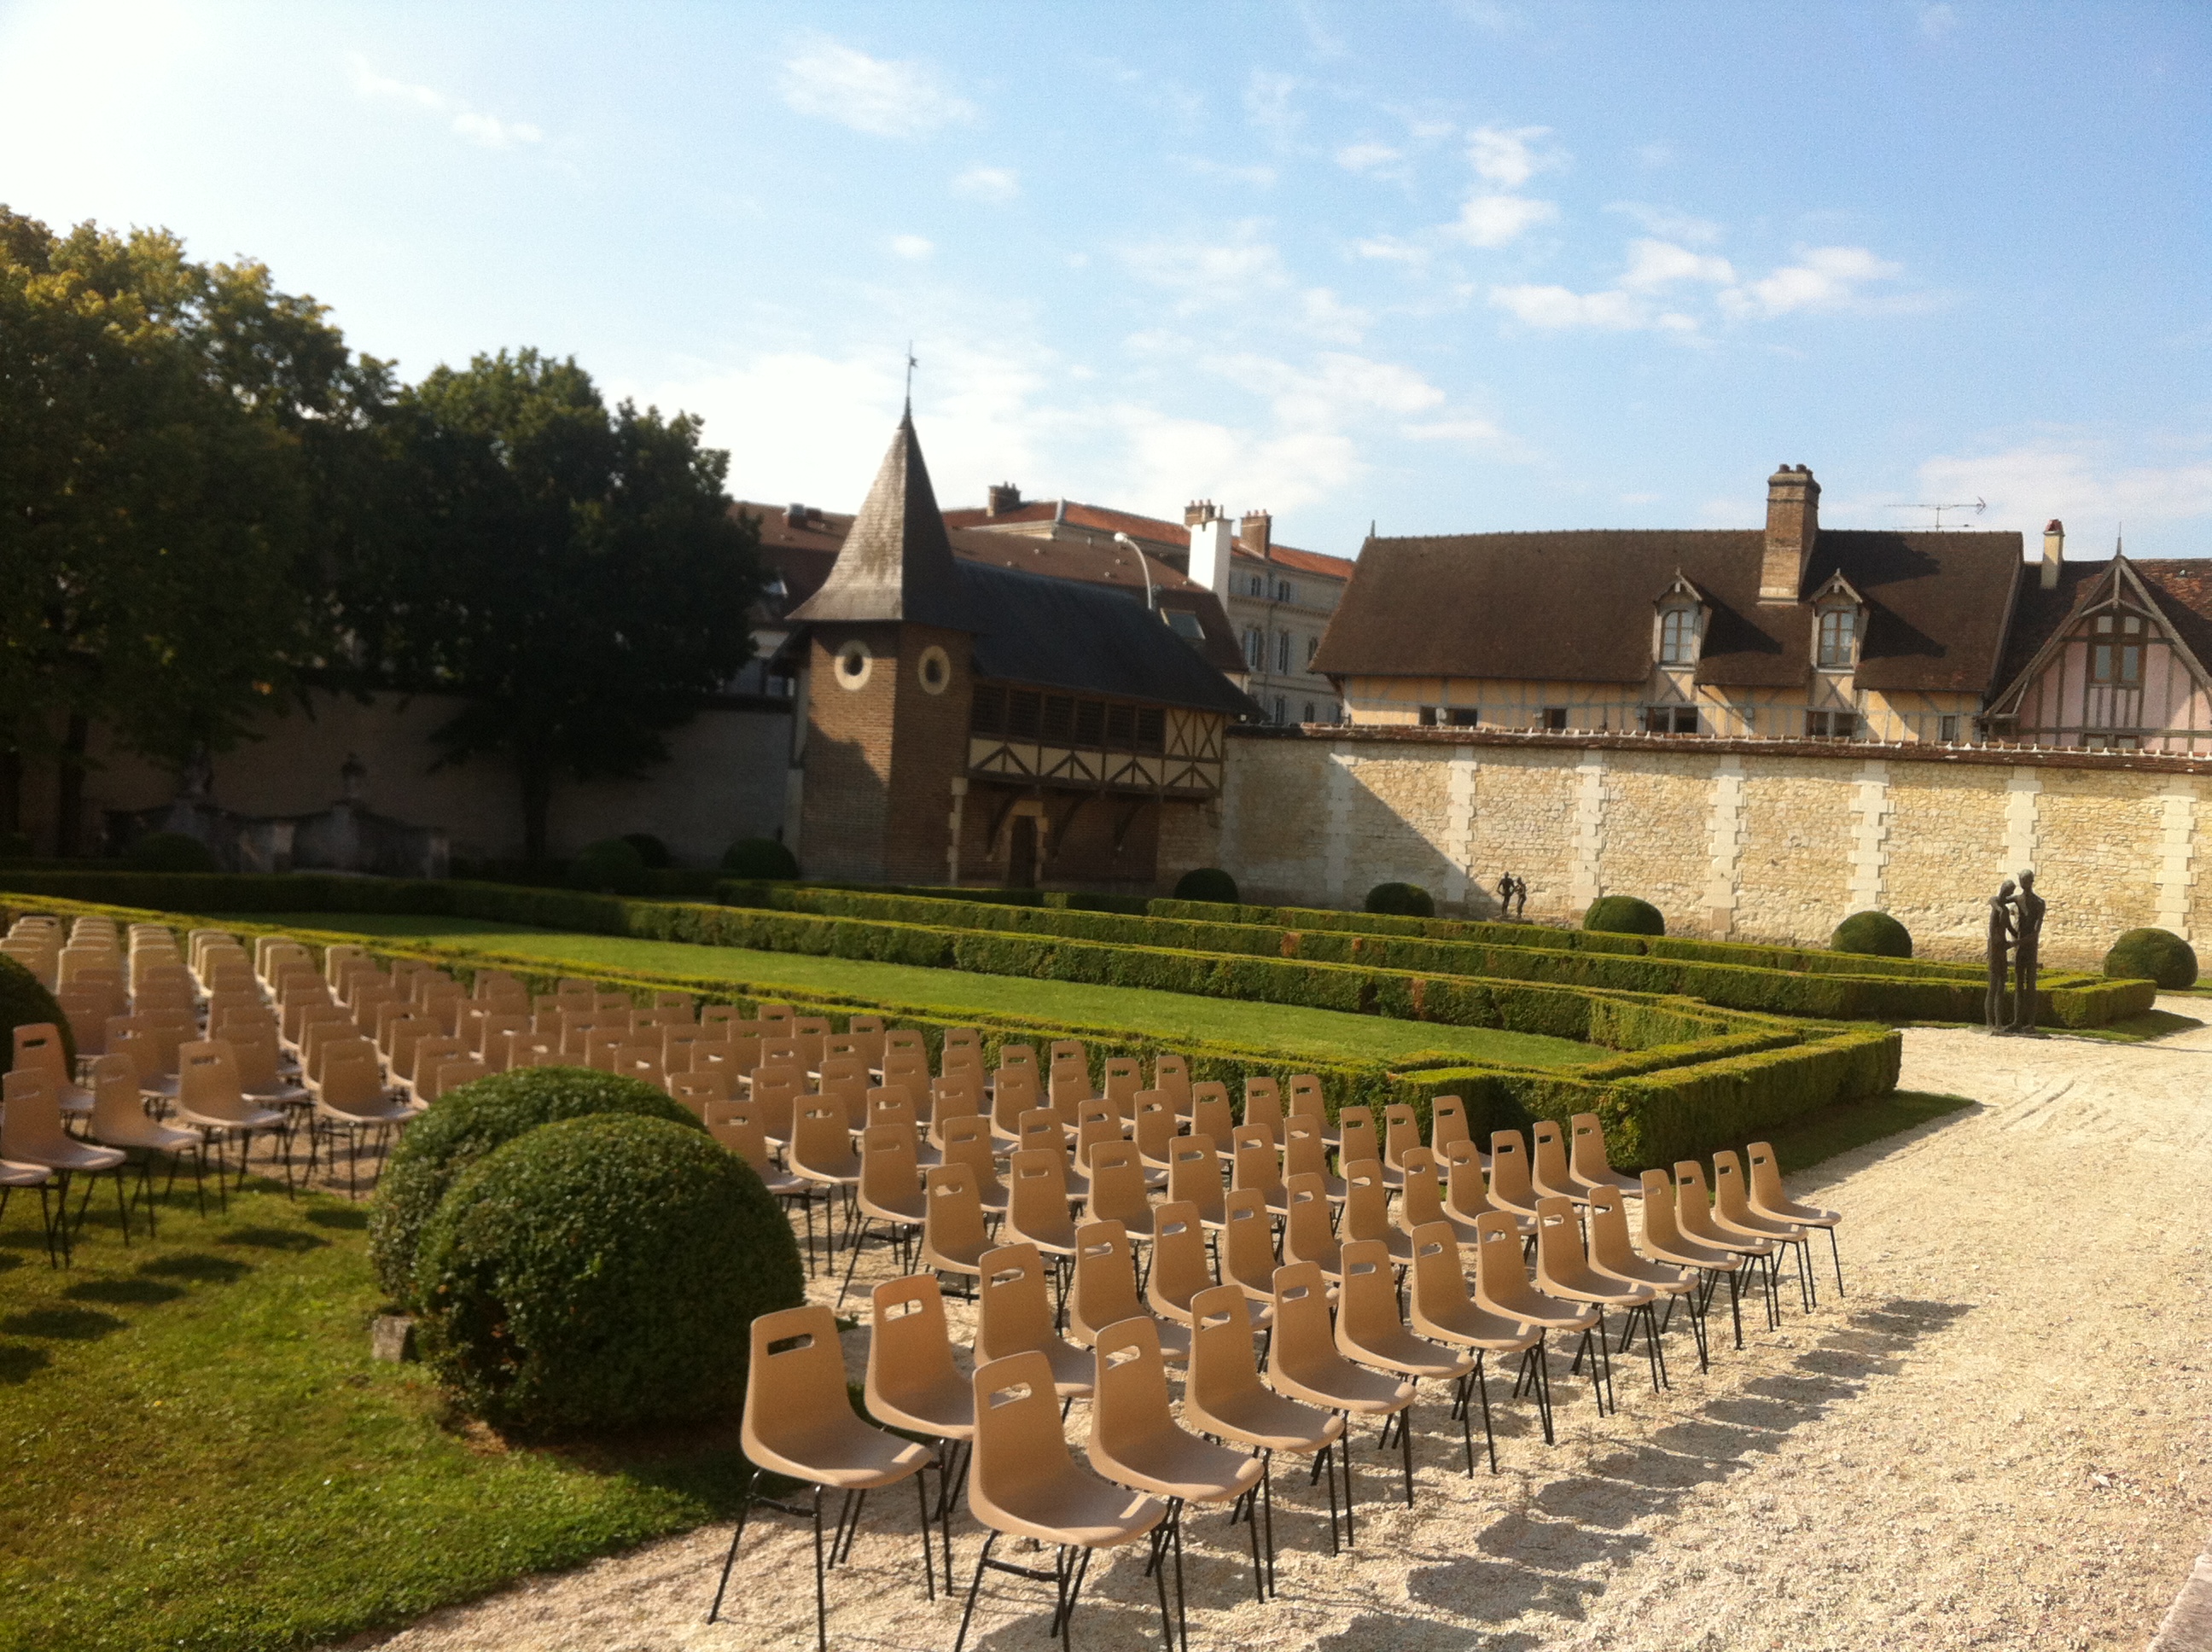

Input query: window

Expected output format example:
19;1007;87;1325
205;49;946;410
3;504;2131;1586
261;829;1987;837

1817;608;1857;670
1074;700;1105;747
1306;636;1318;666
1658;607;1697;666
1272;695;1287;724
1105;703;1136;745
1644;706;1699;735
2092;613;2145;685
1248;573;1265;596
1274;579;1295;602
1938;714;1960;743
1302;701;1316;723
1134;707;1165;751
1805;710;1858;740
1164;608;1204;643
1006;690;1042;739
969;683;1007;736
1040;695;1074;743
1275;631;1291;673
1542;707;1568;730
1243;627;1265;669
1424;706;1480;727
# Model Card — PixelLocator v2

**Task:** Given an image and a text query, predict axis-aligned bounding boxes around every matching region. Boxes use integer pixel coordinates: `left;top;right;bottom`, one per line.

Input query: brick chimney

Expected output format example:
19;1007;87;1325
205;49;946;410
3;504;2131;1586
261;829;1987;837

986;481;1022;517
1238;509;1272;558
1184;499;1220;527
1759;464;1819;602
2041;519;2064;590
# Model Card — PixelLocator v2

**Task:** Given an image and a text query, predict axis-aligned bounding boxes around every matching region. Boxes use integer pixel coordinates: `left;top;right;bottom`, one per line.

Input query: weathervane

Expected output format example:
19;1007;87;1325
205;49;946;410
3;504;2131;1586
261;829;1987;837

905;342;917;411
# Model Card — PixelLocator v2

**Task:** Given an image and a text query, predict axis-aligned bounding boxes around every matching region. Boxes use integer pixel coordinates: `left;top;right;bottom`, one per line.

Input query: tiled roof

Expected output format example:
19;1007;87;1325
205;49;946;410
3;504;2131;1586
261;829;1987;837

1994;557;2212;696
786;416;975;631
943;500;1356;584
1313;526;2023;694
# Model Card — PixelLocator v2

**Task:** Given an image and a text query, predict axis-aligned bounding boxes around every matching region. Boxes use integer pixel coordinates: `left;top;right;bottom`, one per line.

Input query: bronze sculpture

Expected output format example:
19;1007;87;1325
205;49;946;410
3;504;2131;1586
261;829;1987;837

1985;878;2015;1032
2011;869;2045;1032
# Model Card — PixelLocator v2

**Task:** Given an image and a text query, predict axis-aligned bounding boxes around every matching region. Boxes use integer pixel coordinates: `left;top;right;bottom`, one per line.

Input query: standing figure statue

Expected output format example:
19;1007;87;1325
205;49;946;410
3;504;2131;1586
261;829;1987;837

1513;876;1528;920
1495;872;1515;918
2011;868;2046;1033
1984;878;2016;1032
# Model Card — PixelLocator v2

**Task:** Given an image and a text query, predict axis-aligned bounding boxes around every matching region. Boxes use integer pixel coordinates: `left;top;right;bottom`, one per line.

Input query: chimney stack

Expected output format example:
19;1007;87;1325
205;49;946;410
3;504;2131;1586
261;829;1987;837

1759;464;1819;602
1184;499;1220;527
1188;507;1235;595
986;481;1022;517
2041;519;2064;590
1238;509;1272;558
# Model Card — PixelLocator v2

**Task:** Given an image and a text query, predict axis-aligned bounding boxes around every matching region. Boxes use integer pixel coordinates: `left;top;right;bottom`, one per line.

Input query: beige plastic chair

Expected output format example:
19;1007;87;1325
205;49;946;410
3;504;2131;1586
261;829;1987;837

1340;1159;1415;1268
1336;1236;1477;1487
1406;1221;1550;1466
1674;1160;1784;1329
707;1096;819;1272
1143;1200;1216;1335
1165;1132;1226;1230
1183;1282;1344;1575
1080;1141;1157;1243
1470;1209;1606;1420
1713;1149;1816;1313
864;1272;971;1588
837;1125;928;1309
749;1067;806;1149
987;1065;1039;1147
1394;1147;1450;1240
937;1114;1010;1218
1067;1220;1188;1364
1016;1108;1074;1193
1429;1095;1477;1165
1530;1120;1589;1207
174;1039;291;1199
668;1067;730;1119
1187;1084;1234;1151
1283;1113;1347;1203
1532;1195;1650;1408
405;1035;469;1103
1242;1076;1284;1144
1216;1189;1279;1317
953;1350;1170;1652
1230;1124;1289;1218
789;1100;862;1252
1004;1146;1079;1274
712;1304;940;1648
973;1243;1092;1399
1088;1312;1268;1621
1336;1106;1380;1177
1638;1168;1753;1348
85;1052;203;1230
1280;1171;1342;1282
1286;1075;1330;1144
1487;1130;1543;1222
1131;1091;1180;1176
1379;1103;1423;1190
3;1067;130;1249
920;1162;989;1295
1569;1112;1641;1199
1268;1259;1416;1535
1746;1140;1843;1295
13;1022;93;1118
305;1038;414;1198
1102;1056;1141;1120
1587;1184;1705;1373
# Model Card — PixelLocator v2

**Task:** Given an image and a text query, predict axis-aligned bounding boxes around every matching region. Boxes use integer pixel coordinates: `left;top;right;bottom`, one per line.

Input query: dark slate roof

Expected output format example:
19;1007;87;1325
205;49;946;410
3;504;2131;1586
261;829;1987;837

1994;557;2212;697
1312;526;2023;694
962;562;1259;718
787;414;976;631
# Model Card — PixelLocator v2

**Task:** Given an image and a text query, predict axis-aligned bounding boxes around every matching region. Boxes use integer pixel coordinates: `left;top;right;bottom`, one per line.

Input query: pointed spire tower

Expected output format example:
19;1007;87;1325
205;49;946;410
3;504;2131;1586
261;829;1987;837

789;410;975;631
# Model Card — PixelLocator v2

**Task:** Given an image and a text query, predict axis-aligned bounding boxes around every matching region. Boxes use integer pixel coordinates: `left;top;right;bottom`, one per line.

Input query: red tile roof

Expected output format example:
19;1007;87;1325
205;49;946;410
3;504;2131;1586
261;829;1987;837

942;500;1356;584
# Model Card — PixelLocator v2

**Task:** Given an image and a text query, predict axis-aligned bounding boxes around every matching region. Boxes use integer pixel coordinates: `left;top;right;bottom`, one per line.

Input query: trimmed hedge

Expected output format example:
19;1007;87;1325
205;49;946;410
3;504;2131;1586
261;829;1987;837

1585;895;1665;936
1366;881;1435;918
370;1067;705;1306
1174;868;1239;905
2104;927;2197;990
1832;910;1913;958
416;1113;804;1434
0;953;72;1071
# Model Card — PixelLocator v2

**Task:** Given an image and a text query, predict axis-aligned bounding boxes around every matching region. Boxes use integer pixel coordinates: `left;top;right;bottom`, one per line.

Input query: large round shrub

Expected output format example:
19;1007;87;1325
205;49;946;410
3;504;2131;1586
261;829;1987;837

1584;895;1665;936
722;836;800;880
126;831;218;873
1173;867;1239;905
620;832;672;870
1365;881;1435;917
2104;927;2198;989
0;954;73;1071
566;837;649;895
415;1112;804;1435
370;1067;703;1305
1831;910;1913;958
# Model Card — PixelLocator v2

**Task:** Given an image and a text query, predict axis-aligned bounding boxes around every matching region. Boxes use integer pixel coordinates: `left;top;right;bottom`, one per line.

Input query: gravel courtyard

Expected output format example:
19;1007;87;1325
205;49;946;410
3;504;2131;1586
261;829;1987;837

348;1012;2212;1652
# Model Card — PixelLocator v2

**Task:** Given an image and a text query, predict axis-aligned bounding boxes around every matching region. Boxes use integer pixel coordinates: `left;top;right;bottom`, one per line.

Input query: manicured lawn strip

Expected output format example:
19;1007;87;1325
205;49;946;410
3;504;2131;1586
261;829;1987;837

2050;1009;2205;1043
1761;1089;1976;1178
212;912;1609;1069
0;1184;748;1652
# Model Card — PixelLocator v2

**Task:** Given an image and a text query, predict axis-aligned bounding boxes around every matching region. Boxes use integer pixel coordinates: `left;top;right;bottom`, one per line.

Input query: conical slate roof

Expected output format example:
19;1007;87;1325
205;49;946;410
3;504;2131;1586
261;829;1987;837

788;411;976;631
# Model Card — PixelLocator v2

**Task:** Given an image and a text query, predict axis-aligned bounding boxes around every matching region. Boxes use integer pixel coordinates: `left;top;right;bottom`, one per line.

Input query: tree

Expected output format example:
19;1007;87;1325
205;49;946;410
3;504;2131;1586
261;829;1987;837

359;350;762;861
0;208;384;848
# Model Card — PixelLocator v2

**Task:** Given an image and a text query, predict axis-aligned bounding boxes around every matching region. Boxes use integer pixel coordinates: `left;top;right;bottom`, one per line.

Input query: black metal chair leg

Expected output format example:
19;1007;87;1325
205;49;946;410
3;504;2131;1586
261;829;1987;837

952;1528;998;1652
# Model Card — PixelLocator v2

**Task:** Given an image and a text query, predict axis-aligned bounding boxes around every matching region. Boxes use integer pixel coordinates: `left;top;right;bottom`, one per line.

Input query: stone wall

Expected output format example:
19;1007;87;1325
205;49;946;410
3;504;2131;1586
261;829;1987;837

1205;726;2212;967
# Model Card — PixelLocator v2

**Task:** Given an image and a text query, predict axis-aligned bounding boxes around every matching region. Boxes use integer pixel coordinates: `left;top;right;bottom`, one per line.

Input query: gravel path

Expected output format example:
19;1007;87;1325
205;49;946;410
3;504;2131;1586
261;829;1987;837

346;1012;2212;1652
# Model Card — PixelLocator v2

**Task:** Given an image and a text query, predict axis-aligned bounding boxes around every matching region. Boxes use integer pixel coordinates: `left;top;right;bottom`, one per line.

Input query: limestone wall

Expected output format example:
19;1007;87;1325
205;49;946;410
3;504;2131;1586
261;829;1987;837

1213;728;2212;967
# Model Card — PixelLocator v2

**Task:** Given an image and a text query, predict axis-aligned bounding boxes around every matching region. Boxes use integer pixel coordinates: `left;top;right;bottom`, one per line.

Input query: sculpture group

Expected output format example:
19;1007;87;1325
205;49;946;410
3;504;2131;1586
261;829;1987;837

1984;869;2046;1033
1494;873;1528;921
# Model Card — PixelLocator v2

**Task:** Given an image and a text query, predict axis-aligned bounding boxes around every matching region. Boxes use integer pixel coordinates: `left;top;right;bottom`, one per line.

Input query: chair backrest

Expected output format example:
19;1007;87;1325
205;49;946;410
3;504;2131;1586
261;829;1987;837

1132;1093;1177;1162
1154;1052;1190;1094
698;1003;742;1032
819;1053;870;1090
1586;1185;1644;1274
105;1015;156;1085
1268;1259;1342;1387
1187;1283;1268;1419
1167;1132;1225;1224
1408;1221;1475;1327
1336;1237;1405;1349
1340;1158;1391;1243
1220;1188;1278;1296
923;1162;987;1256
1145;1200;1210;1318
1082;1142;1150;1227
883;1027;926;1063
1015;1107;1063;1158
1068;1219;1143;1345
706;1097;772;1166
1046;1068;1093;1127
0;1067;67;1158
1088;1313;1176;1469
1283;1114;1329;1182
1398;1146;1446;1228
661;1026;701;1076
882;1051;931;1099
1382;1104;1423;1172
1281;1171;1336;1267
1337;1106;1379;1167
975;1242;1057;1364
1073;1102;1121;1170
227;1027;284;1092
1442;1139;1493;1220
1000;1038;1038;1073
868;1273;963;1422
1473;1209;1548;1317
432;1059;487;1102
1743;1141;1800;1216
86;1052;148;1141
1488;1130;1536;1211
1242;1075;1284;1140
742;1305;853;1465
1048;1037;1086;1069
1672;1160;1730;1244
1103;1056;1142;1119
177;1039;247;1121
54;986;111;1055
1531;1119;1580;1199
970;1351;1089;1528
1569;1112;1619;1186
1638;1168;1691;1250
319;1039;386;1112
1006;1147;1073;1244
989;1065;1039;1134
939;1114;1005;1200
1712;1150;1783;1230
868;1085;920;1133
748;1067;805;1143
1189;1086;1234;1149
1286;1074;1324;1118
1230;1126;1283;1198
11;1022;68;1089
820;1073;869;1131
790;1099;856;1178
410;1035;469;1090
859;1125;922;1214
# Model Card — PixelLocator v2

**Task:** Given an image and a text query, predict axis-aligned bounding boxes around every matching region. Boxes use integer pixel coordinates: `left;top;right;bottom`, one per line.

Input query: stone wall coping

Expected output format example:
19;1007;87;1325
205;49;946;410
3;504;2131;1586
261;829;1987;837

1234;723;2212;778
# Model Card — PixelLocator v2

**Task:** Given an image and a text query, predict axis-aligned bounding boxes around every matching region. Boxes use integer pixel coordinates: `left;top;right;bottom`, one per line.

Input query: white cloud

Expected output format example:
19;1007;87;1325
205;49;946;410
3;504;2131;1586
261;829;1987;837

1298;288;1370;345
348;55;542;148
1634;142;1676;169
1446;193;1557;247
1336;141;1403;174
1467;124;1556;188
1244;70;1301;147
1177;155;1278;188
890;235;934;261
1402;416;1519;453
951;166;1019;202
1354;236;1428;265
1720;245;1906;317
779;38;975;138
1919;3;1959;39
1119;223;1288;308
1914;440;2212;538
1619;238;1735;289
1606;201;1720;243
1489;283;1660;332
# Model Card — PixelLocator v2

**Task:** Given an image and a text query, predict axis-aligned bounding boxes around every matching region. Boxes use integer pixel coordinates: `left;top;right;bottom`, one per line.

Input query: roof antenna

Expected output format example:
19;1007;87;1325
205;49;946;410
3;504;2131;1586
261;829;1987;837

904;342;917;416
1886;497;1985;531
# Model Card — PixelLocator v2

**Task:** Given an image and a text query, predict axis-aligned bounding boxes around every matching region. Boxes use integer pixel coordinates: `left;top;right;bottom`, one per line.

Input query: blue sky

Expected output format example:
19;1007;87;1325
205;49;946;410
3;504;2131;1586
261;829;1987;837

3;1;2206;560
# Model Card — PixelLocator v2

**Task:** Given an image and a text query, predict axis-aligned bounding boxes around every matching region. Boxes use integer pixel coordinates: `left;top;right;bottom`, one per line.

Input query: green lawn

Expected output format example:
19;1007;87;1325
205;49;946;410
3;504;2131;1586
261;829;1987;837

212;911;1609;1069
0;1180;748;1652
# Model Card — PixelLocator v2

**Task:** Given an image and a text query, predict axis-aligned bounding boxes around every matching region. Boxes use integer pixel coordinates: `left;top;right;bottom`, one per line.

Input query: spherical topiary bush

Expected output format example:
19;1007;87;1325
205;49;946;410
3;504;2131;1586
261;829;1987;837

1831;910;1913;958
566;837;649;894
1173;867;1239;905
2104;927;2198;989
1583;895;1665;936
1365;881;1435;918
125;831;218;873
370;1067;704;1306
721;836;800;880
0;954;73;1071
620;832;672;870
415;1112;804;1435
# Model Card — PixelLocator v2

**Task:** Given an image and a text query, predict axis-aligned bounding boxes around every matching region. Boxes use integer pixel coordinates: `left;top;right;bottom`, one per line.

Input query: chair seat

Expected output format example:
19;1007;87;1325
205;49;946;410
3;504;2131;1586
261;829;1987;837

1755;1196;1840;1229
1342;1327;1476;1382
96;1120;200;1154
15;1137;125;1174
746;1415;934;1492
314;1095;416;1127
1092;1429;1264;1505
971;1464;1165;1550
1273;1355;1415;1416
870;1373;975;1442
0;1159;54;1188
1413;1298;1543;1355
246;1083;311;1106
859;1189;928;1224
1187;1387;1344;1454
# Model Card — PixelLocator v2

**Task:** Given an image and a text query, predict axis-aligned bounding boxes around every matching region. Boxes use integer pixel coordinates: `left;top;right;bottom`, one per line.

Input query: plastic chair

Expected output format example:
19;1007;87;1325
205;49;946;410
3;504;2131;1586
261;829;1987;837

1534;1194;1659;1401
1080;1142;1157;1243
1280;1171;1342;1282
1286;1075;1330;1144
953;1351;1170;1652
1470;1210;1607;1420
708;1097;819;1274
1087;1312;1267;1626
1569;1112;1641;1199
1187;1084;1234;1152
2;1067;127;1254
1267;1259;1415;1538
668;1068;731;1119
1131;1092;1179;1175
1143;1201;1215;1335
1713;1150;1816;1313
1486;1130;1543;1222
1379;1104;1423;1190
1336;1106;1380;1176
173;1039;291;1200
1674;1160;1784;1329
1587;1185;1706;1372
1530;1120;1589;1207
1165;1132;1226;1230
1005;1147;1080;1278
1442;1139;1526;1241
1216;1189;1279;1318
1340;1159;1415;1268
838;1125;928;1309
974;1243;1093;1399
1283;1114;1346;1203
1102;1056;1141;1120
1067;1220;1188;1364
789;1100;862;1250
13;1022;93;1118
1242;1076;1284;1145
1406;1221;1550;1467
711;1305;940;1649
1230;1125;1289;1218
85;1051;203;1230
938;1114;1010;1218
919;1162;988;1294
1429;1095;1478;1165
865;1273;972;1588
1746;1140;1843;1295
1336;1236;1477;1486
1638;1169;1751;1349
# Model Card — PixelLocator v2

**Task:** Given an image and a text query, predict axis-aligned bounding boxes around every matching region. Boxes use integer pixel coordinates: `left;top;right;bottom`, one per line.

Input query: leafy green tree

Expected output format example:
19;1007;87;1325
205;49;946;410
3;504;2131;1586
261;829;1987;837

358;350;762;860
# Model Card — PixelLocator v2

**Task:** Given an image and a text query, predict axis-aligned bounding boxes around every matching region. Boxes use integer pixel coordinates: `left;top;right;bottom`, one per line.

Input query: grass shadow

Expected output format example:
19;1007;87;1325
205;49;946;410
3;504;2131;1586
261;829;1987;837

139;1252;253;1283
65;1278;187;1306
1766;1090;1978;1186
306;1206;371;1230
2061;1009;2205;1044
0;1306;128;1340
0;1343;52;1383
221;1225;329;1253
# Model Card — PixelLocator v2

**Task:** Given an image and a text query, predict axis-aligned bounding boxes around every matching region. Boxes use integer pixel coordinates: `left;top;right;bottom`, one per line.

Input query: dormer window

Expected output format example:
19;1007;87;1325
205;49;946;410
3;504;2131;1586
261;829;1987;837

1816;608;1856;669
1659;608;1697;666
2092;612;2145;685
